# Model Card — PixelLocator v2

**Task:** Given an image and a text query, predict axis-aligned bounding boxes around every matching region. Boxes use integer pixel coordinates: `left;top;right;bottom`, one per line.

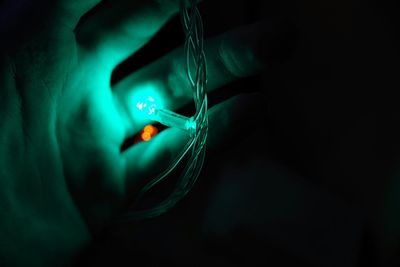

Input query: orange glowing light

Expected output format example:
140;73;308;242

141;131;152;141
144;124;158;136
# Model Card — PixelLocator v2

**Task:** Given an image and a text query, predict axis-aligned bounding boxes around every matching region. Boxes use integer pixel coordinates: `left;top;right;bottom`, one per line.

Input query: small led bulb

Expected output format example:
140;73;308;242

136;96;196;136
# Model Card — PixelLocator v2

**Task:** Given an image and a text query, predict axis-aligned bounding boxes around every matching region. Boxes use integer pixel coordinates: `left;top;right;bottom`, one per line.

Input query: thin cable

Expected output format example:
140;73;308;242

115;0;208;222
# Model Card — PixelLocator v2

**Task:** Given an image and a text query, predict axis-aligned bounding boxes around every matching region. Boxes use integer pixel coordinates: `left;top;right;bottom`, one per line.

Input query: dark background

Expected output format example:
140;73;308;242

55;0;400;266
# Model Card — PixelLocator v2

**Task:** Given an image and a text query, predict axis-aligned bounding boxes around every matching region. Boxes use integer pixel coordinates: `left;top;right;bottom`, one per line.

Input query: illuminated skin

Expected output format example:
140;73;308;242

1;0;397;266
0;0;264;266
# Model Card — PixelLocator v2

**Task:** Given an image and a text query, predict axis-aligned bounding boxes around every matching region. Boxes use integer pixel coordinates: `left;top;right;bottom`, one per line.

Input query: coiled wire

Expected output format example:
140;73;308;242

117;0;208;221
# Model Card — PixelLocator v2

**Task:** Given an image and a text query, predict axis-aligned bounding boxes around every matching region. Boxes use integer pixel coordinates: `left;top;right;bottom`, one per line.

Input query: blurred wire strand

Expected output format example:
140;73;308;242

116;0;208;221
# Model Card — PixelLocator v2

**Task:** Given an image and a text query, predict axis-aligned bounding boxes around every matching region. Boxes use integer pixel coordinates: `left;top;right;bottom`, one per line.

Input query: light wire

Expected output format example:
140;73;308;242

116;0;208;221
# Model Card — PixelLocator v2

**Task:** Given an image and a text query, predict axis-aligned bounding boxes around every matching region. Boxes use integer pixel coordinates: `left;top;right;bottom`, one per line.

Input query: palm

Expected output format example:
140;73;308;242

1;0;190;237
1;1;264;265
1;6;155;259
56;34;127;229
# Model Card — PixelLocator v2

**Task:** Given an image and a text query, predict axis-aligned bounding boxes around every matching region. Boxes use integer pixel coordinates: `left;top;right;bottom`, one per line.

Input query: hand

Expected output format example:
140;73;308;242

0;0;267;266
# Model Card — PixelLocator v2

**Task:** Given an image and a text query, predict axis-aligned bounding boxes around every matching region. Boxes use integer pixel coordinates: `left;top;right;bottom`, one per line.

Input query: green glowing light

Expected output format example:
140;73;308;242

135;94;195;135
136;96;157;116
125;82;167;126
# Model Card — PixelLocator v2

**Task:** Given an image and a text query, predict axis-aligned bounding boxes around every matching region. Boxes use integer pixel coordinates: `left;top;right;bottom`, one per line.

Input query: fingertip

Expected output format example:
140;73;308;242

123;127;190;194
207;93;266;150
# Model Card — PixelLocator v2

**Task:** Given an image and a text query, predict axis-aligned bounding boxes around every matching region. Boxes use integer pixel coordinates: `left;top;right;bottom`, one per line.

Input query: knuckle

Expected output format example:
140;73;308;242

218;37;257;79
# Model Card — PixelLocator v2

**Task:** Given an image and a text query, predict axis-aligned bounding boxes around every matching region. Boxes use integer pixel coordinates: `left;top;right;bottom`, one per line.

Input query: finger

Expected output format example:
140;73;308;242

206;93;266;150
114;21;271;136
58;1;102;29
123;126;190;199
122;92;264;203
74;0;182;72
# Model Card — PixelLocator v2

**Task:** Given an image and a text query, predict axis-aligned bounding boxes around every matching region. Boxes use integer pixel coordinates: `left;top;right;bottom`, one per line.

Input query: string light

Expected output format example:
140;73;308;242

139;124;158;142
144;125;158;136
136;96;196;136
140;131;152;141
118;0;208;221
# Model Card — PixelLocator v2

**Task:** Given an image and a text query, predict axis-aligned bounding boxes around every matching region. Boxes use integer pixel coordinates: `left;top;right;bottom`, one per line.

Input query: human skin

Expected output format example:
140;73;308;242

0;0;265;266
2;0;400;266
